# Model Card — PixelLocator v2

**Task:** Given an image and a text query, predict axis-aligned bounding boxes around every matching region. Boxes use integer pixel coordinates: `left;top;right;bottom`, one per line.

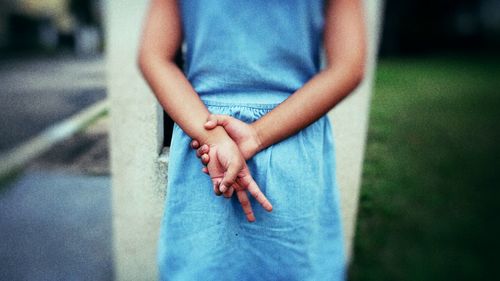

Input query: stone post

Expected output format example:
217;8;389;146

328;0;384;261
107;1;167;280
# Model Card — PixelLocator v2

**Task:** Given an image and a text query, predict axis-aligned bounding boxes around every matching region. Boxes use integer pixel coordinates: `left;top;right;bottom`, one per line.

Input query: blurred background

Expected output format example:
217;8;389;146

0;0;499;280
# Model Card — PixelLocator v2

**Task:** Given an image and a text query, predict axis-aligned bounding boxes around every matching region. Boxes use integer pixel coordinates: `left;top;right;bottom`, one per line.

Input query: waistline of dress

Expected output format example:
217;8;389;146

199;91;291;109
201;99;285;110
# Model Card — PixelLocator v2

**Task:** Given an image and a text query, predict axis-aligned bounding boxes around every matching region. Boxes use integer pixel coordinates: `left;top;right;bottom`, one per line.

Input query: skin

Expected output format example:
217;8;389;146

137;0;273;222
192;0;367;173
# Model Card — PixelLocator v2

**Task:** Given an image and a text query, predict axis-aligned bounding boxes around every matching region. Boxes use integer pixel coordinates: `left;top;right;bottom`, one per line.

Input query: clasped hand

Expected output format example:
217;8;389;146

191;115;272;222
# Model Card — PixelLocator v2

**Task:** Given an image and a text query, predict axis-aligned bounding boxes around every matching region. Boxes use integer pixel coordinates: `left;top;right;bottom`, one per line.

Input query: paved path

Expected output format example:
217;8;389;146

0;168;112;281
0;55;105;153
0;116;112;281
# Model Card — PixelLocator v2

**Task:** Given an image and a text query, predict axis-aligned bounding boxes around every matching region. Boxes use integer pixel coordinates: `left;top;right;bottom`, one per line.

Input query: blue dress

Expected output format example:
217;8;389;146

158;0;346;280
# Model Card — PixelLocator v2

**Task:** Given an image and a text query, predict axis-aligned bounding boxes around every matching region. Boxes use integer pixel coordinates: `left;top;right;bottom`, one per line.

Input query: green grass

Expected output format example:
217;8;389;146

349;54;500;281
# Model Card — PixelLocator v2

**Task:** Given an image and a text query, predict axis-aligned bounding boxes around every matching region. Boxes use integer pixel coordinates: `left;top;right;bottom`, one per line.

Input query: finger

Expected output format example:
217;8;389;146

201;154;210;165
222;186;234;198
236;190;255;222
196;144;209;157
204;116;218;129
237;176;273;212
213;179;222;196
191;140;200;149
202;167;208;174
227;186;234;197
196;144;209;158
220;161;241;193
204;114;232;129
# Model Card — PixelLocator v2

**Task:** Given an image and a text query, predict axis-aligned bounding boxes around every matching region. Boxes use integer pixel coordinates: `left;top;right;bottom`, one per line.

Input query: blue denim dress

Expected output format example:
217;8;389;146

158;0;346;280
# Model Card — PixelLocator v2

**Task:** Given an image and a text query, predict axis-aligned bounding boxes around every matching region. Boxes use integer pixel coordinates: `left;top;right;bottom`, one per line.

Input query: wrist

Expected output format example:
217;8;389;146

242;123;263;160
199;126;229;146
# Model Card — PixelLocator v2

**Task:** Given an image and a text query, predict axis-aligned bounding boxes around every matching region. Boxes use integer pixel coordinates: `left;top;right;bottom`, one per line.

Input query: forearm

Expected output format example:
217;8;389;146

138;55;225;144
252;65;364;151
251;0;367;153
137;0;227;144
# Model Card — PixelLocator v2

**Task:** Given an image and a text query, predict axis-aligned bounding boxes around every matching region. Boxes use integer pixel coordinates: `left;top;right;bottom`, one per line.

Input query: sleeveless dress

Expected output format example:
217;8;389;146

158;1;346;280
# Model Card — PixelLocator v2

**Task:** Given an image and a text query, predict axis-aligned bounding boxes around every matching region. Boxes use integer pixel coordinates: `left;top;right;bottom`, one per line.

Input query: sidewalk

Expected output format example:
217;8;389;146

0;116;113;281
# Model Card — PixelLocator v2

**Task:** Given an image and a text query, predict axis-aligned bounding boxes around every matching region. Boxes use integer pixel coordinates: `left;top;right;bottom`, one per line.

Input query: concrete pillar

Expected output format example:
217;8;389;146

108;0;383;279
328;0;384;262
107;1;167;280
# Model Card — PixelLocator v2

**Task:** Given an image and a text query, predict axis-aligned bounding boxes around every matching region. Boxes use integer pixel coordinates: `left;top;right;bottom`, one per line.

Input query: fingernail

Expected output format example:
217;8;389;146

219;184;227;193
266;204;273;212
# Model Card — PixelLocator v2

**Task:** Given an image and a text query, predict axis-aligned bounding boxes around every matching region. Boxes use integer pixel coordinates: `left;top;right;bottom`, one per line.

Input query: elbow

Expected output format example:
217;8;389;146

331;57;365;90
352;61;366;88
136;44;155;77
136;49;147;76
136;46;175;77
352;45;367;87
326;51;367;89
345;42;368;89
348;49;367;89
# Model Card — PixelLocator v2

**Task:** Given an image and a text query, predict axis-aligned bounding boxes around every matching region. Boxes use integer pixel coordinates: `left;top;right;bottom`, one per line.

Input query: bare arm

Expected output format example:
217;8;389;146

193;0;367;159
251;0;367;151
137;0;273;221
137;0;221;144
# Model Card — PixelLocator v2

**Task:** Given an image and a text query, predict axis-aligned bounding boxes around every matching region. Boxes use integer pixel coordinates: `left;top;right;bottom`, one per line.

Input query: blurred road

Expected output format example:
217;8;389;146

0;111;112;281
0;169;112;281
0;55;106;153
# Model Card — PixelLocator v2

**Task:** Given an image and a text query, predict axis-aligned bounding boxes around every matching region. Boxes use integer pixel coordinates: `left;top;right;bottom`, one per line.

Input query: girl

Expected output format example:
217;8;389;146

138;0;366;280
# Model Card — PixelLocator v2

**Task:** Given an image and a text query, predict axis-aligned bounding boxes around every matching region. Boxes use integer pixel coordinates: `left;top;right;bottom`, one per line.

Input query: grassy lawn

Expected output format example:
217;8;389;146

349;54;500;281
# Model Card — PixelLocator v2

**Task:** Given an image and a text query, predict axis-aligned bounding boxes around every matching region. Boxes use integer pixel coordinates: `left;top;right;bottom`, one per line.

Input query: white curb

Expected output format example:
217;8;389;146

0;99;109;179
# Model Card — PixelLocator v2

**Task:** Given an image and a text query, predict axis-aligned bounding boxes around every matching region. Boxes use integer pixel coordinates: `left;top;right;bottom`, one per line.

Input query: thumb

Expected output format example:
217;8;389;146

212;178;222;196
204;114;232;129
219;160;241;193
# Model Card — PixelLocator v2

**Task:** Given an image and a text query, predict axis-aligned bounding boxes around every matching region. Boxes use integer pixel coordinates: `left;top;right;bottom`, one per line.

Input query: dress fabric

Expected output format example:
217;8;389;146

158;0;346;280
